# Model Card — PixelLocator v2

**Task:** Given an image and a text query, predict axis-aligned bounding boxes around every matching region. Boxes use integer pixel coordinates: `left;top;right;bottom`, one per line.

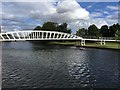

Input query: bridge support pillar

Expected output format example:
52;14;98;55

100;40;106;45
81;39;85;46
103;40;106;45
100;40;102;45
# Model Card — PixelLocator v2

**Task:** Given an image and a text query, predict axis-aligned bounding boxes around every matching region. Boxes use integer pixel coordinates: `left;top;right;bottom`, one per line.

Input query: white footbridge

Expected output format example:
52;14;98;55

0;30;83;41
0;30;119;46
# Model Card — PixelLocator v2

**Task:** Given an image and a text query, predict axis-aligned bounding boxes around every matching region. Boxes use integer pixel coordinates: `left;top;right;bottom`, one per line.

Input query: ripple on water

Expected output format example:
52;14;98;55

2;42;119;88
67;61;92;87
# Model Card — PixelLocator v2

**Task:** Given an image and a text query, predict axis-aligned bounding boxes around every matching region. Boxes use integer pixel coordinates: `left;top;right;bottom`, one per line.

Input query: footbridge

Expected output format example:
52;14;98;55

0;30;119;46
0;30;83;41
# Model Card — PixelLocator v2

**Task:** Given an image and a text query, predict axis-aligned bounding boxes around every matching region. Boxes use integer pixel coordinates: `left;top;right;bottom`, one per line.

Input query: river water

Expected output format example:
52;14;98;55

1;41;120;89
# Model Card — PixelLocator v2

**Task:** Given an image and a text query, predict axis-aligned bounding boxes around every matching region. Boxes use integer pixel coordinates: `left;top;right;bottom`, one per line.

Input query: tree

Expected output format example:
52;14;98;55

109;24;117;37
88;24;99;38
115;23;120;39
99;25;109;37
115;30;120;39
33;22;72;34
99;23;120;37
66;29;72;34
42;21;58;31
57;23;71;34
33;26;42;30
76;28;87;37
109;23;120;37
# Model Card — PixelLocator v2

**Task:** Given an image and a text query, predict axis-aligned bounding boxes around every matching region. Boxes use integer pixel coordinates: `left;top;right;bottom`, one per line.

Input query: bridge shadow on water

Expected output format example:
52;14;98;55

29;41;72;50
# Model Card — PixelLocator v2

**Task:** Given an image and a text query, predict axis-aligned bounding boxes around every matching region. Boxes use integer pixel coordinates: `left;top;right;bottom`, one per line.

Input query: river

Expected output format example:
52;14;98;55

1;41;120;89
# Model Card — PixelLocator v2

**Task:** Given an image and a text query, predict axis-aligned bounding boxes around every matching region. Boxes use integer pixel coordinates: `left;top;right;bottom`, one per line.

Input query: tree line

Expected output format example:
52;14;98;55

34;21;71;34
33;21;120;39
76;23;120;39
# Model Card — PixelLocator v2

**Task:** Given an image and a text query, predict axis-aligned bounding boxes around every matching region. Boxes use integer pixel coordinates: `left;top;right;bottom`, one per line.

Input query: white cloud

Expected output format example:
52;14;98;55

57;0;80;13
105;10;118;24
87;5;92;9
107;5;118;10
1;0;118;33
2;0;119;2
90;19;108;28
90;12;103;18
103;11;109;14
2;0;57;2
2;0;90;32
31;0;90;23
68;18;108;33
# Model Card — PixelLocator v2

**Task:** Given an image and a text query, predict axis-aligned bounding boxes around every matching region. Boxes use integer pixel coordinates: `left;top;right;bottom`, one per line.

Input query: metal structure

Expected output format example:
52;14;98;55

0;30;119;46
0;30;83;41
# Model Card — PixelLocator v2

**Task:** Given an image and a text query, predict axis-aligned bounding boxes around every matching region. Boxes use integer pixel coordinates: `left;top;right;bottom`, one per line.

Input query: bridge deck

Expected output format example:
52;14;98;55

0;30;120;42
0;30;82;41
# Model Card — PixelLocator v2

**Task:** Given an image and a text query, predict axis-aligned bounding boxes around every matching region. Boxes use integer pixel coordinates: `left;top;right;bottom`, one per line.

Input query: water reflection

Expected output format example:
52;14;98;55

2;41;119;89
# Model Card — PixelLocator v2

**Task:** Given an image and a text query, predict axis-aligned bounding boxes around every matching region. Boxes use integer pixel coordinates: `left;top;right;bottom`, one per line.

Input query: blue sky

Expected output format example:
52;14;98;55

1;0;119;33
80;2;118;17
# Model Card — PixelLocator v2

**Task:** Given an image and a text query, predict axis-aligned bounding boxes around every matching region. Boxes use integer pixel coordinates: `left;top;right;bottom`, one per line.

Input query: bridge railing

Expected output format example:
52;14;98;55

83;36;117;40
0;30;83;41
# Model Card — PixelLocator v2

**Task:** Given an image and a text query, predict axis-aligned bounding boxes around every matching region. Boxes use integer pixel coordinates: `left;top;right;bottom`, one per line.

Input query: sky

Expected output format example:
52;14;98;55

1;0;119;33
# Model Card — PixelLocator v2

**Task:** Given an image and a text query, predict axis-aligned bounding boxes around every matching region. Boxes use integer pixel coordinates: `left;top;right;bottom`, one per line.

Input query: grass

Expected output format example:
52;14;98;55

48;41;76;45
48;41;120;49
85;42;120;49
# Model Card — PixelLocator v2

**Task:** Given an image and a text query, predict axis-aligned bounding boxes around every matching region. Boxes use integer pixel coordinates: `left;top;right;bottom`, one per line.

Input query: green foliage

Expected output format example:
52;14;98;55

76;23;120;39
115;29;120;40
66;29;72;34
57;23;71;33
115;23;120;39
57;23;66;32
109;24;117;37
99;23;120;37
88;24;99;38
33;22;71;34
99;25;109;37
42;22;58;31
33;21;120;39
33;26;42;30
76;28;87;37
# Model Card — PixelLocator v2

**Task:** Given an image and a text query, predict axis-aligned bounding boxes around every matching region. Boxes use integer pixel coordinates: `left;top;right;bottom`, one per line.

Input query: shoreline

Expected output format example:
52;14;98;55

2;41;120;50
48;41;120;50
75;45;120;51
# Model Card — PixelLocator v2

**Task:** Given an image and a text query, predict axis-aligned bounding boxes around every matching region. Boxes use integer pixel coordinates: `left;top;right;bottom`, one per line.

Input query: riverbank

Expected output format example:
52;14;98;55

48;41;120;50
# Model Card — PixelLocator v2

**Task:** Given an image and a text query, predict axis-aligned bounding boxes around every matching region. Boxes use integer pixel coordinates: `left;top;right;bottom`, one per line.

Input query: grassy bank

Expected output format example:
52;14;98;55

48;41;76;46
84;42;120;49
48;41;120;49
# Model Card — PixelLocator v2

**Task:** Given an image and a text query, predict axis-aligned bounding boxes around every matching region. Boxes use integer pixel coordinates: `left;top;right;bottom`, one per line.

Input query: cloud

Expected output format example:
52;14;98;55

105;10;118;25
87;5;92;9
103;11;109;14
90;12;103;18
57;0;80;13
2;0;57;2
107;5;118;10
2;0;120;2
69;18;108;32
2;0;90;32
1;0;118;33
90;19;108;28
31;0;89;23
